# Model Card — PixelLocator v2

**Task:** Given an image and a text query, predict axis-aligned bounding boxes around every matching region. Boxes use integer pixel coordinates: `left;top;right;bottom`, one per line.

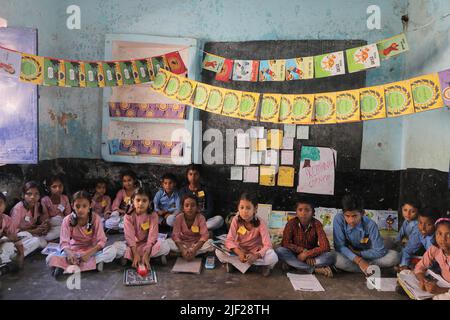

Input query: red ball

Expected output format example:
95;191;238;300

137;264;148;277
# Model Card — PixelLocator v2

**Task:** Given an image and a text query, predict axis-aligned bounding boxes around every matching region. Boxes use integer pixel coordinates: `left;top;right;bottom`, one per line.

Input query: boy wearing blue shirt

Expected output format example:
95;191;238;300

333;194;400;274
153;173;181;227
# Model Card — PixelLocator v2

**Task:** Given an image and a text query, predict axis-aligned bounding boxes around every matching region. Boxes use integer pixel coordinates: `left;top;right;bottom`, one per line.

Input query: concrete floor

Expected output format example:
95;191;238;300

0;235;408;300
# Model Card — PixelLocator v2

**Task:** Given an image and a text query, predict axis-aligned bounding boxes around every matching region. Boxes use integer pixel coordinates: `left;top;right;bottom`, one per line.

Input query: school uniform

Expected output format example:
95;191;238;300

333;213;400;273
114;211;169;260
396;219;418;243
105;189;132;230
275;217;335;273
216;215;278;270
10;201;48;248
0;213;40;264
46;213;116;272
179;185;224;230
167;213;214;254
153;189;181;227
399;228;434;267
91;195;112;221
41;195;71;241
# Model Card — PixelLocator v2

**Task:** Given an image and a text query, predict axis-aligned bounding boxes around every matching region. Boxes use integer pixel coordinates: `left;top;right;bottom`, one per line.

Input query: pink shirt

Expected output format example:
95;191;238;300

41;195;71;218
10;201;48;231
225;215;272;257
415;245;450;283
59;213;106;252
0;213;17;237
91;195;112;217
124;211;159;255
172;213;209;246
112;189;133;212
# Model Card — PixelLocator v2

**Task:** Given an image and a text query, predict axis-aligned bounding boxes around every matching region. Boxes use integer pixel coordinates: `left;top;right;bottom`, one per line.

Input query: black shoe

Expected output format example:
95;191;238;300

52;267;64;279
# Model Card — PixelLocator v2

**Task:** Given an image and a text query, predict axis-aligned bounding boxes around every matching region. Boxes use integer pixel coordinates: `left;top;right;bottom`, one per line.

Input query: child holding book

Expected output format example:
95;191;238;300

167;194;214;260
276;199;335;277
216;193;278;277
153;173;181;227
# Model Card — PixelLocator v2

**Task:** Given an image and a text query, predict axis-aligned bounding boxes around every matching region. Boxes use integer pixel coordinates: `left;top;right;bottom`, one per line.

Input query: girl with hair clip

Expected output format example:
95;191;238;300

113;187;170;270
10;181;50;249
40;175;72;241
46;191;117;279
216;193;278;277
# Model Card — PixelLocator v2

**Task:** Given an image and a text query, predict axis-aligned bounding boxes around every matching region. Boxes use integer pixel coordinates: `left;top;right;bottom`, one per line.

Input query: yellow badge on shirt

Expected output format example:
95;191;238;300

191;225;200;233
124;196;131;204
141;221;150;231
101;199;108;207
197;191;205;198
360;237;369;244
238;226;247;235
84;228;93;235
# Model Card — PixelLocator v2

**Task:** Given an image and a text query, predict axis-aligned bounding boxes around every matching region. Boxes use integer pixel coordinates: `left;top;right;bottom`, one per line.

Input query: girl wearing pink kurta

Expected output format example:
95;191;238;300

46;191;116;278
114;187;169;269
216;193;278;276
414;218;450;300
167;194;213;259
105;170;138;231
91;179;112;223
10;181;51;249
41;175;72;242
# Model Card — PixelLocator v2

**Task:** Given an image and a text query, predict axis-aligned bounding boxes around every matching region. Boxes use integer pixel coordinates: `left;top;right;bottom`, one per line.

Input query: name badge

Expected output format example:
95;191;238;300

141;221;150;231
84;228;93;235
360;237;369;244
57;204;65;212
24;216;31;222
197;191;205;198
191;225;199;233
238;226;247;235
124;196;131;204
101;199;108;207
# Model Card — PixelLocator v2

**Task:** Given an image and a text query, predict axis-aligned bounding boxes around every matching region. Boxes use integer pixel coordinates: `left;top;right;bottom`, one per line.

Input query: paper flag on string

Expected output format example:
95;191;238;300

206;87;226;114
277;166;295;187
151;68;170;93
279;95;294;123
118;61;135;86
165;51;187;75
97;63;106;87
259;166;277;186
79;62;86;87
164;74;182;98
20;53;44;84
176;77;198;104
410;73;444;112
102;62;118;87
259;59;286;81
202;53;225;73
64;61;81;87
314;93;337;124
291;94;314;124
385;80;414;118
377;33;409;60
215;58;234;82
260;94;281;122
131;59;151;84
314;51;345;78
285;57;314;80
152;56;170;75
221;88;242;118
113;62;124;86
438;69;450;106
232;60;259;82
193;82;212;110
360;85;386;121
336;89;360;123
238;91;260;120
346;44;380;73
43;58;65;87
0;47;22;79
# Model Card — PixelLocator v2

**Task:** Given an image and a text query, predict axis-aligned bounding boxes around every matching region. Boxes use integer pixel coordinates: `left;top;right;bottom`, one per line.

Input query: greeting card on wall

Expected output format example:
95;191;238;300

216;58;234;82
285;57;314;80
259;59;285;81
297;146;336;195
377;33;409;60
346;44;380;73
314;51;345;78
232;60;259;82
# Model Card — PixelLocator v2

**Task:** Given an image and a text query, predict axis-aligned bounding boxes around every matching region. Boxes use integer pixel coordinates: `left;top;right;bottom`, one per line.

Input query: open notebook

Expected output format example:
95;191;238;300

397;270;450;300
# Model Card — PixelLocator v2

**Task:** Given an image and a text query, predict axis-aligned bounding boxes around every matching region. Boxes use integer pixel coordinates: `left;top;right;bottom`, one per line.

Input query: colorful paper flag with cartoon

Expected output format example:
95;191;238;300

360;85;386;120
314;51;345;78
206;87;226;114
346;44;380;73
165;51;187;75
291;94;314;124
202;53;225;73
43;58;65;86
0;47;22;79
64;61;81;87
279;95;294;123
215;58;233;82
221;89;242;118
238;91;260;120
151;68;170;93
176;77;197;104
385;81;414;117
132;59;151;84
232;60;259;81
152;56;170;76
285;57;314;80
78;62;86;87
102;62;118;87
193;82;212;110
438;69;450;106
260;94;281;122
377;33;409;60
20;53;44;84
336;90;360;123
163;74;182;98
118;61;135;86
84;62;100;87
259;60;285;81
314;93;336;124
410;73;444;112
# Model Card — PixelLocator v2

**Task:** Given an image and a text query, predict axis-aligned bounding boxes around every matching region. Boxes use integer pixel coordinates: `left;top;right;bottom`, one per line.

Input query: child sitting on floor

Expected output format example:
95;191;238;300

216;192;278;277
396;200;420;247
333;194;400;274
153;173;181;227
276;199;335;277
91;178;112;224
167;194;214;260
46;191;116;278
114;187;170;268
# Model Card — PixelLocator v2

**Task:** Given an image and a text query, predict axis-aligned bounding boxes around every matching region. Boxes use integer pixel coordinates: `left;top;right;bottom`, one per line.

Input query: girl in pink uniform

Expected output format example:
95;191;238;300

216;193;278;277
91;178;112;224
114;187;169;269
40;175;72;241
46;191;116;278
105;170;138;231
10;181;51;249
167;194;213;260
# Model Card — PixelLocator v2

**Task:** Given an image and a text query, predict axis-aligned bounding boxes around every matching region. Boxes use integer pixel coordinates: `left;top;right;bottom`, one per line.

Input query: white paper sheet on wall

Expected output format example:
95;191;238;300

230;166;243;180
243;166;259;183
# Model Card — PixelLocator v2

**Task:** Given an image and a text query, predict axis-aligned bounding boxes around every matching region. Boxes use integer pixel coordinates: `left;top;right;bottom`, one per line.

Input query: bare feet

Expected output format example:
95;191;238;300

315;266;333;278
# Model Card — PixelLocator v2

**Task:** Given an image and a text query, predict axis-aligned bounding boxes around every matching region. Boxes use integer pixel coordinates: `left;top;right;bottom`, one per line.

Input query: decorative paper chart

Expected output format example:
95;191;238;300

84;62;101;87
260;94;281;122
44;58;64;86
232;60;259;81
259;59;286;81
132;59;152;84
192;83;212;110
346;44;380;73
202;53;225;73
238;91;260;120
118;61;135;86
291;95;314;124
360;85;386;120
385;80;414;117
221;89;242;118
176;77;198;104
165;51;187;75
216;58;234;82
102;62;118;87
314;51;345;78
285;57;314;80
410;73;444;112
279;95;294;123
20;53;44;84
314;93;336;124
377;33;409;60
64;61;81;87
336;89;360;123
206;87;225;114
